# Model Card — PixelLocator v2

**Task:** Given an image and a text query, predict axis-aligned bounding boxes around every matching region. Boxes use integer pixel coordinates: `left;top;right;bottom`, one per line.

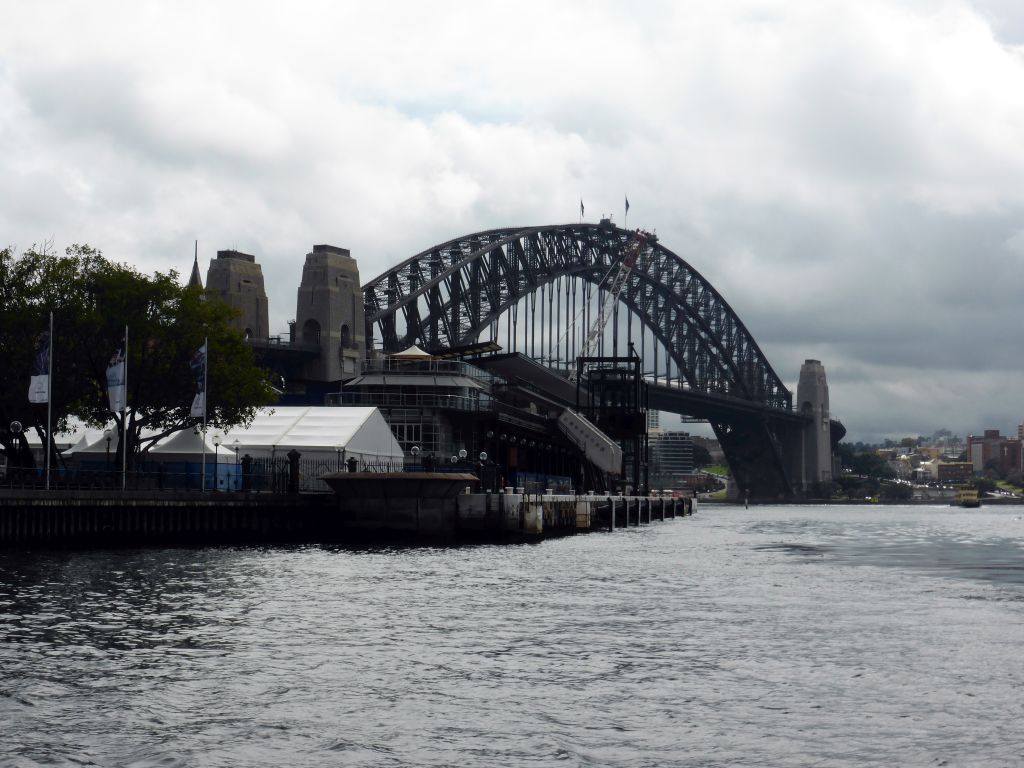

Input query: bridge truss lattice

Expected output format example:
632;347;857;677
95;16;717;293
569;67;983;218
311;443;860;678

363;222;791;411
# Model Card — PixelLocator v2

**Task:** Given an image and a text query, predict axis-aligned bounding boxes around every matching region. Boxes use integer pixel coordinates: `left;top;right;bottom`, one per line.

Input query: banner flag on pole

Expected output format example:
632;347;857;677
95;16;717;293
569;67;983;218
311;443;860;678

106;348;126;412
580;199;585;219
190;342;207;418
28;330;51;403
625;195;630;215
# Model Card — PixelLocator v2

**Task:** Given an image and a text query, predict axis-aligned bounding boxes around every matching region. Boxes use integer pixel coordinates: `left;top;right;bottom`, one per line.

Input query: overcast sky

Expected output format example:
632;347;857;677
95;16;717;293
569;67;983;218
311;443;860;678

3;0;1024;443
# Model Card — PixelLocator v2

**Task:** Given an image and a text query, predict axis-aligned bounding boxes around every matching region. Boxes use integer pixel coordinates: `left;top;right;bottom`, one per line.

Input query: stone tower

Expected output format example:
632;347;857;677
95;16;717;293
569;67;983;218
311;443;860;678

796;359;833;490
205;250;270;340
294;244;365;382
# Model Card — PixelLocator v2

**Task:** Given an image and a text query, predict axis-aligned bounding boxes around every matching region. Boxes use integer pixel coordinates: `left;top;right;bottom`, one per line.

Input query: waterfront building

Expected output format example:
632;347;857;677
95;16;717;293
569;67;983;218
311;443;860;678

332;348;578;492
936;461;974;485
966;430;1021;476
190;245;615;493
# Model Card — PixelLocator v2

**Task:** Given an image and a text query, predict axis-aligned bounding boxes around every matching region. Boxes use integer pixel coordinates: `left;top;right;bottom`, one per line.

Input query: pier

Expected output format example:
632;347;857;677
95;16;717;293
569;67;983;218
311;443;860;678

0;476;693;547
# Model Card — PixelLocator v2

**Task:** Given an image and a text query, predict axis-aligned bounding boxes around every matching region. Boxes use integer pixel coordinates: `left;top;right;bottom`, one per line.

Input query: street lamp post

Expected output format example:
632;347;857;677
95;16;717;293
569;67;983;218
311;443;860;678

479;450;490;491
410;445;420;472
232;438;241;491
335;444;343;471
9;421;22;484
212;431;223;491
103;428;113;483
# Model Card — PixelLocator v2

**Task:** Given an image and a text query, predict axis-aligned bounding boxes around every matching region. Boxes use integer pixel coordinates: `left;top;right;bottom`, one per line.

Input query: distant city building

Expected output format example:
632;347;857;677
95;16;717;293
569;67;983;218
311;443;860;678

648;431;694;489
936;462;974;485
647;410;661;432
966;430;1021;476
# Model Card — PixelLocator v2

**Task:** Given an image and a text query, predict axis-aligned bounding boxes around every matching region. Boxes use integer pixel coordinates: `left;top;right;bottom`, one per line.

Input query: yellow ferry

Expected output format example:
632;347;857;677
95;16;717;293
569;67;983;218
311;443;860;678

952;487;981;508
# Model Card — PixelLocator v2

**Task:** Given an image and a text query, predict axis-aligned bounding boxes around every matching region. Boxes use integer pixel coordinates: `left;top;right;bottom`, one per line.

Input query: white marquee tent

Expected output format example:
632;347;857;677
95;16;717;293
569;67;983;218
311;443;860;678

148;426;220;461
214;406;403;466
19;407;403;470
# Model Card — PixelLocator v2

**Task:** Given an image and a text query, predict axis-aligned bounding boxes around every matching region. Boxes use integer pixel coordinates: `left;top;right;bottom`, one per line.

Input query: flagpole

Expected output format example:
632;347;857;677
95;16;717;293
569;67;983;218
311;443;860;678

201;335;208;492
122;325;128;492
624;194;629;230
45;311;53;491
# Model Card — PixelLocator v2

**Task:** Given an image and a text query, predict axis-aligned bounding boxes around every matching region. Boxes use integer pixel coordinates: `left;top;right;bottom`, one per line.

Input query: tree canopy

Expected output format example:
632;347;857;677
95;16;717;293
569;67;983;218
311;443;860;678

0;244;276;470
691;443;713;468
836;442;896;479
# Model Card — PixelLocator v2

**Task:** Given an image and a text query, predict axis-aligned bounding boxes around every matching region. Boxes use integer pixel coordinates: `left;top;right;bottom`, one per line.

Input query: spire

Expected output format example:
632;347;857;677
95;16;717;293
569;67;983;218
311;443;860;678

188;240;203;289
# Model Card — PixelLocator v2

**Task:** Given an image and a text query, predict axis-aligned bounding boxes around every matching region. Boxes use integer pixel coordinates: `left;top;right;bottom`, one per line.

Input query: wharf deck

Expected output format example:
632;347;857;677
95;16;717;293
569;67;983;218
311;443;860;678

0;482;694;548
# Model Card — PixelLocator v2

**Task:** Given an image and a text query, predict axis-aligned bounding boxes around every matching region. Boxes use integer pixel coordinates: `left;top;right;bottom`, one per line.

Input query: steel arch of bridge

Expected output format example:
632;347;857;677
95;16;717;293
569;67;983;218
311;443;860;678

363;222;791;410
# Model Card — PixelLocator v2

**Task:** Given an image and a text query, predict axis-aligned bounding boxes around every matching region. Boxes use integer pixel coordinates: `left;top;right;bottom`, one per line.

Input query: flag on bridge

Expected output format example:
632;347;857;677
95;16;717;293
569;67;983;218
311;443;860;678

190;340;207;419
27;329;51;404
625;195;630;215
580;199;584;219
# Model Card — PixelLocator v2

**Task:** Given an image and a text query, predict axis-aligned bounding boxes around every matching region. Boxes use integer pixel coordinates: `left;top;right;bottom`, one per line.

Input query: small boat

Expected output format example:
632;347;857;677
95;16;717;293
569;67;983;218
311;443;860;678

952;487;981;508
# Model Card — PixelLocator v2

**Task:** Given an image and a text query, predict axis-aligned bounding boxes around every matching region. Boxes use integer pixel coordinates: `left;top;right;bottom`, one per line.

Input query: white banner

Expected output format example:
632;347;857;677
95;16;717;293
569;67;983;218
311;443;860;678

106;353;126;412
190;391;206;419
28;374;49;404
27;331;51;404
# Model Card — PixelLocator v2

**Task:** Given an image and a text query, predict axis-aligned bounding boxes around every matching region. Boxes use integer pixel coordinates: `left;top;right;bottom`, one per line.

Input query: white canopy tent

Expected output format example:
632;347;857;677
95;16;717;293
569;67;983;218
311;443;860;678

392;344;432;358
148;427;220;461
69;425;163;458
215;406;403;465
18;417;101;454
41;407;403;468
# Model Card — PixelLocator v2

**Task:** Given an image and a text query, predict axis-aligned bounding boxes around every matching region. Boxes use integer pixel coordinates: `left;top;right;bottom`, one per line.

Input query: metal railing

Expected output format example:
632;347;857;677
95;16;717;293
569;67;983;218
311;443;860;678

0;456;407;495
358;357;495;381
328;391;492;412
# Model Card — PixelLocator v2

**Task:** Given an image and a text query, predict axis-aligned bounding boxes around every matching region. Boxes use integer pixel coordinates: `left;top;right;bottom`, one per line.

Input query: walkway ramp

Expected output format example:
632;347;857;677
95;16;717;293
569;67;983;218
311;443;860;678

472;353;579;407
557;409;622;475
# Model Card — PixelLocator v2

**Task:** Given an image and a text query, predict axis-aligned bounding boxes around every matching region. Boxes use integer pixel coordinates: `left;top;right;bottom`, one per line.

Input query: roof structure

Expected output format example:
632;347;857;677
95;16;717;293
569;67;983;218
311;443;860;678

188;249;203;289
216;406;403;462
149;427;219;458
391;344;431;358
54;407;403;464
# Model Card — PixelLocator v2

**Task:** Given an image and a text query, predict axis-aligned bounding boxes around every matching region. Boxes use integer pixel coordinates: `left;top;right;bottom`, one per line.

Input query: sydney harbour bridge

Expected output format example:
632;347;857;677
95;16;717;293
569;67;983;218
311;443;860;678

360;218;842;500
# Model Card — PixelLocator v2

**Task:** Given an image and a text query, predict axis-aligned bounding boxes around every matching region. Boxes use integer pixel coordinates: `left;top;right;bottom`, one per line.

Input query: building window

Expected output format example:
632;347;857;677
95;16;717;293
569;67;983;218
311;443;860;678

340;324;351;348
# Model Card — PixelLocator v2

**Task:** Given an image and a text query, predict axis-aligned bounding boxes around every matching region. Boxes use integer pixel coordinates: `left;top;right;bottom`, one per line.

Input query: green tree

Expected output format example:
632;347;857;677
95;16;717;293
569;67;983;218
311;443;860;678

837;441;895;479
0;244;276;472
691;443;713;468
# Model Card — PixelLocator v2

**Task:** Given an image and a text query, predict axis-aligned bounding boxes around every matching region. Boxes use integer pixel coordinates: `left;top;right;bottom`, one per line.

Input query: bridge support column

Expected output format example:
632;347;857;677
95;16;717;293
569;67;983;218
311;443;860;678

795;359;833;496
715;418;792;502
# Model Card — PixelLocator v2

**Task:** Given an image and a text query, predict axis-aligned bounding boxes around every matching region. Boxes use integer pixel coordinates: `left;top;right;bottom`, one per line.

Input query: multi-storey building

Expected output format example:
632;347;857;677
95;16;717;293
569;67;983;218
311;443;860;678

966;430;1021;476
648;431;694;490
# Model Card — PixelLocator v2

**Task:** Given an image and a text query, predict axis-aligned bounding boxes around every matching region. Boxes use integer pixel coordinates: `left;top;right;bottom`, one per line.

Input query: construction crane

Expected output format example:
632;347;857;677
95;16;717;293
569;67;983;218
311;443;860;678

566;229;651;383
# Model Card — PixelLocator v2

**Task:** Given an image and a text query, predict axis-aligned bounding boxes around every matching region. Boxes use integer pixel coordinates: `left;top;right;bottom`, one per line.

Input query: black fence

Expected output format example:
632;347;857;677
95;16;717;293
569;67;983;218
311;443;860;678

0;455;407;495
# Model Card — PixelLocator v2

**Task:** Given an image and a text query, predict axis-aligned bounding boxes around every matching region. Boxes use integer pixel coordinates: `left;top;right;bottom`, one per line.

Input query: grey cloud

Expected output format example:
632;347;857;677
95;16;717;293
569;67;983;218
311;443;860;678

2;0;1023;444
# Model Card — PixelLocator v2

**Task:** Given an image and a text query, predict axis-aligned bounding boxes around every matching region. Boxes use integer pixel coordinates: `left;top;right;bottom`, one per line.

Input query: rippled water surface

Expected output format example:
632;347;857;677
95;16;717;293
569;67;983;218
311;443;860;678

2;505;1023;767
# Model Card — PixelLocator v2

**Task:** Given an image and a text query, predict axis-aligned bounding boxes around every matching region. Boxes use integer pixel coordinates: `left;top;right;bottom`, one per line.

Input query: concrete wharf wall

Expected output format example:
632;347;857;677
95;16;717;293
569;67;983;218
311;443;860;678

0;490;336;547
0;487;694;548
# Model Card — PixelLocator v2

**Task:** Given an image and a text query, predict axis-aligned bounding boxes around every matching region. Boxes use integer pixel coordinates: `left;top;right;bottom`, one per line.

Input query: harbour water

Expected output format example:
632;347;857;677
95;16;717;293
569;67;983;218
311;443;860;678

2;504;1023;766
